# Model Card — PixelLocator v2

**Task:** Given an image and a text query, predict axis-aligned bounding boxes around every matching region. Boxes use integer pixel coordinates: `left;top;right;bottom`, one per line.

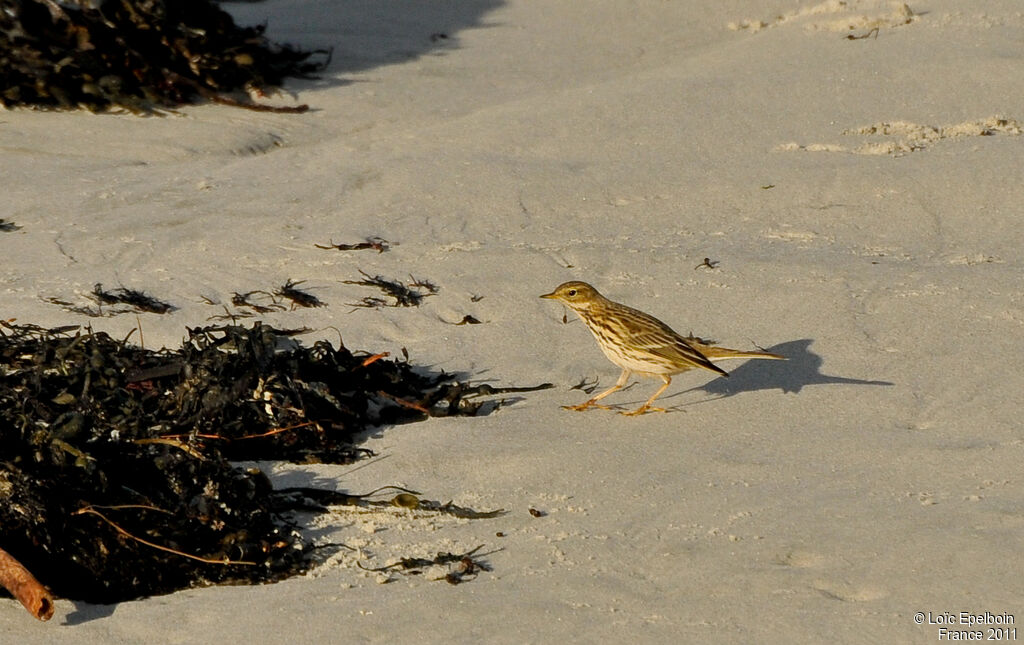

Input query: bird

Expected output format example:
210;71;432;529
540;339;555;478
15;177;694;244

540;281;785;415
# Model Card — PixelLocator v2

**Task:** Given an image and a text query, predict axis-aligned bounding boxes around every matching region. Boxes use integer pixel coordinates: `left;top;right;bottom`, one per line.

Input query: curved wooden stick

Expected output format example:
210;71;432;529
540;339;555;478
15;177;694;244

0;547;54;621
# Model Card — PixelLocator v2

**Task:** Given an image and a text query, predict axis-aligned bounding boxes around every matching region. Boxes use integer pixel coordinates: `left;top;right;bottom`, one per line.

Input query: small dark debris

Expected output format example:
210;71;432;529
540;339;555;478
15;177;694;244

470;294;484;303
570;377;599;395
408;276;439;293
275;280;325;309
0;219;21;232
451;315;483;326
429;32;449;42
314;237;390;253
684;333;717;346
206;306;255;322
693;258;719;270
845;27;880;40
528;508;546;518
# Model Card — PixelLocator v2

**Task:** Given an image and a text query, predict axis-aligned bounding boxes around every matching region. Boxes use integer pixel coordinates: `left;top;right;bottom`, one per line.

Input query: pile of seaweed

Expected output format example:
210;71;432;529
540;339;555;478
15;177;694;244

0;322;539;602
0;0;326;112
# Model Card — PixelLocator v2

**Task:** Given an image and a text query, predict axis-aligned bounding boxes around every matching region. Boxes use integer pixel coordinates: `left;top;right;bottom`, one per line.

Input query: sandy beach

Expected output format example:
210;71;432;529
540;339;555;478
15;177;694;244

3;0;1023;642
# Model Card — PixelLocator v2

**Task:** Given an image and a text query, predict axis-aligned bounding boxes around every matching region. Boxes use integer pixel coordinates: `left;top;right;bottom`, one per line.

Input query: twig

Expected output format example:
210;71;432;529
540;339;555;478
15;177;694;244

133;438;206;459
234;421;319;440
358;352;390;368
377;390;430;414
0;547;55;621
73;507;257;566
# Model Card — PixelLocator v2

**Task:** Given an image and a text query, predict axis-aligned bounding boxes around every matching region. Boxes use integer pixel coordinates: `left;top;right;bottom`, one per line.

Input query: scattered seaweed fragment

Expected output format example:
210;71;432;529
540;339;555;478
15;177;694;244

272;487;504;519
314;237;391;253
232;290;286;314
204;291;287;321
344;271;439;308
356;544;494;585
275;280;324;309
206;306;255;322
0;0;328;113
43;296;121;318
90;283;175;314
0;321;545;603
570;376;599;394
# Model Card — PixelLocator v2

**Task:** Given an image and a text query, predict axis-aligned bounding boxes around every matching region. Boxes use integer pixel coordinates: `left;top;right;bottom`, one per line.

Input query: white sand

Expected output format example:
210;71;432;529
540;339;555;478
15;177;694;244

3;0;1023;642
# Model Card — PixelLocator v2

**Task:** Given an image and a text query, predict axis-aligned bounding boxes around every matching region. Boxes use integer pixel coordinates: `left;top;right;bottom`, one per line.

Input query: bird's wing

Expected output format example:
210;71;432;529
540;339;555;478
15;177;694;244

612;308;728;376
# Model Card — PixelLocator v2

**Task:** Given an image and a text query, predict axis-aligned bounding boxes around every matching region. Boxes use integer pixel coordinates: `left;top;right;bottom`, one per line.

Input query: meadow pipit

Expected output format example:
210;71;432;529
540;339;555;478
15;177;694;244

541;281;785;415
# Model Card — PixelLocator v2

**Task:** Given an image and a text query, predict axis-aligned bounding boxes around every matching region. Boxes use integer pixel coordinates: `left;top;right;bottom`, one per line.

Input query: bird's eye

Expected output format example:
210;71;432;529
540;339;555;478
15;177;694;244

567;289;577;297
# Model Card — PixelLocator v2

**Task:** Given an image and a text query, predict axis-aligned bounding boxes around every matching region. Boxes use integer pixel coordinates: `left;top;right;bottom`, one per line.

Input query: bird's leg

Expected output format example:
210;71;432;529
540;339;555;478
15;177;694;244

564;369;631;411
622;376;672;416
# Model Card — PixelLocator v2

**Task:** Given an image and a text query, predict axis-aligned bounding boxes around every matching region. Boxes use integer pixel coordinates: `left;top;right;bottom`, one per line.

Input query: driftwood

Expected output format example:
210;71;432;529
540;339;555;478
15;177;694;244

0;547;54;621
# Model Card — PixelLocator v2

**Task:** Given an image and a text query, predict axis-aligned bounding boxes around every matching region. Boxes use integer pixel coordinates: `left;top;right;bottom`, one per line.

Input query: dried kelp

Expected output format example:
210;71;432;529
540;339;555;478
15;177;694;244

0;321;543;602
344;271;439;308
275;279;324;309
44;284;175;317
0;0;327;113
43;296;118;318
356;544;494;585
231;291;285;314
90;283;175;314
273;487;505;519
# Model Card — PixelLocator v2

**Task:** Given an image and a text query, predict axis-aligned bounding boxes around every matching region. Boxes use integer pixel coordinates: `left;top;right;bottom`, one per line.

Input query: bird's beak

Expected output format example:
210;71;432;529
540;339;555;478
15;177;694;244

539;291;557;299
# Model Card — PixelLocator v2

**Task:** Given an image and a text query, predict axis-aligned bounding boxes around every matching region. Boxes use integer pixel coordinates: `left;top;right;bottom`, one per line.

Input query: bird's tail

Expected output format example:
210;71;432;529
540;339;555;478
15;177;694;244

686;336;786;362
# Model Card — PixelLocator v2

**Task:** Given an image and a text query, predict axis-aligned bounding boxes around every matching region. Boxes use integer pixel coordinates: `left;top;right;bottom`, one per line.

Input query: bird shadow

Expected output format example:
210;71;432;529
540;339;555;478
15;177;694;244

683;338;891;401
614;338;893;411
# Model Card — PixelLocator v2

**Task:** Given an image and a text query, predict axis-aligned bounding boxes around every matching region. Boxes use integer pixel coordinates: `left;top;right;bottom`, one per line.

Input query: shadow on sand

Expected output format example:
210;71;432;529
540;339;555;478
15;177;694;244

604;338;893;411
691;338;893;398
225;0;506;92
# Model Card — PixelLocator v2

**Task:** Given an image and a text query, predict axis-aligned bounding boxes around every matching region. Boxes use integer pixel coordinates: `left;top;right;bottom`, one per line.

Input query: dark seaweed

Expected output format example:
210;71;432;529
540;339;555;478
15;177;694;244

275;279;324;309
0;0;328;113
344;271;439;308
90;283;175;314
0;321;542;602
314;237;391;253
231;290;286;314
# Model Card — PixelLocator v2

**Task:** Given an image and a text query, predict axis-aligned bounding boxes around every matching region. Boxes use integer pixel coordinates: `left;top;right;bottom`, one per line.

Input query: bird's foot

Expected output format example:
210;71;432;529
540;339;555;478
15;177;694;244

562;401;615;412
620;405;668;416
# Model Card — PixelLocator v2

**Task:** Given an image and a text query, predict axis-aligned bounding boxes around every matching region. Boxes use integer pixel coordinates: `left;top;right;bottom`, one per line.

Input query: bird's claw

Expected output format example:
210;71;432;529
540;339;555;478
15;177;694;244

620;406;668;416
562;402;616;412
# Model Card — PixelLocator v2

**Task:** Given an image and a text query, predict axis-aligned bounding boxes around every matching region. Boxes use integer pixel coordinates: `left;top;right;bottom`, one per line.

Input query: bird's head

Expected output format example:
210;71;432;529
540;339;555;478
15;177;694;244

540;281;603;310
